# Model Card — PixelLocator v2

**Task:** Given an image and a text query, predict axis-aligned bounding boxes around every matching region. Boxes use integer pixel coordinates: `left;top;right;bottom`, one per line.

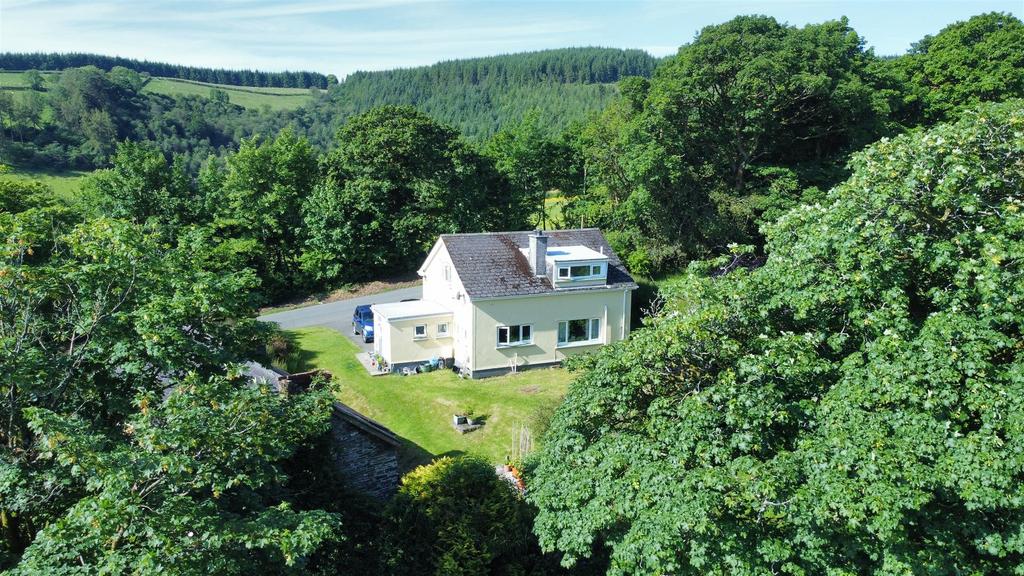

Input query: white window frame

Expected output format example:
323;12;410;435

437;322;449;337
557;318;601;347
443;265;451;282
556;262;605;282
413;324;427;340
496;324;533;348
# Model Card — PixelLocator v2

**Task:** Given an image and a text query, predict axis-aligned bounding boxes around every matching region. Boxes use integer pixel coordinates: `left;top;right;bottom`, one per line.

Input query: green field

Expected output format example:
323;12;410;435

0;70;60;90
3;166;91;201
284;326;573;470
142;77;318;110
0;70;316;111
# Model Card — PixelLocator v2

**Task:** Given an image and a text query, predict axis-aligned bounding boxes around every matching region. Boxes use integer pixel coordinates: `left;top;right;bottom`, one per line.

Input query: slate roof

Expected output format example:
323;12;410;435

440;228;637;299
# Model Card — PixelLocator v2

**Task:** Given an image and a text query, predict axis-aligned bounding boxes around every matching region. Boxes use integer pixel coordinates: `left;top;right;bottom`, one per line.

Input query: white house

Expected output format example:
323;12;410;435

371;228;637;378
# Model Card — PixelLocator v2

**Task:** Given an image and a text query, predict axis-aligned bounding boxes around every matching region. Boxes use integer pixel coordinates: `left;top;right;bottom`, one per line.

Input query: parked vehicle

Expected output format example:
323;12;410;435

352;304;374;343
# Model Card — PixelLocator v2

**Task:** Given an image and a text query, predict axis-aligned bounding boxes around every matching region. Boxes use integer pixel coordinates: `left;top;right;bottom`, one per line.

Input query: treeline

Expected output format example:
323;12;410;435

0;65;294;171
311;47;659;140
78;105;539;303
0;52;335;88
0;48;654;171
561;12;1024;277
346;47;658;86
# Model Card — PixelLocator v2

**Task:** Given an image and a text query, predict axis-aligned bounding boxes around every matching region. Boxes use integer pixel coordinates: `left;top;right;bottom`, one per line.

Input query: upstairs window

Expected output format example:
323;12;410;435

443;265;451;282
437;322;449;336
497;324;532;347
414;324;427;340
558;318;601;346
557;263;605;281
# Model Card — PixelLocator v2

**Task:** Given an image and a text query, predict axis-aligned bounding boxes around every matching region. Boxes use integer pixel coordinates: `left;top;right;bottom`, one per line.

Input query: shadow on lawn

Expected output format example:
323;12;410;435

277;331;320;374
396;437;467;473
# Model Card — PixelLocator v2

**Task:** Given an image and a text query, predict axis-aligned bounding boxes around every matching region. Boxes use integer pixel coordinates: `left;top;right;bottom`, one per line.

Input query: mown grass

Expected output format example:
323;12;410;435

142;77;318;110
283;326;573;470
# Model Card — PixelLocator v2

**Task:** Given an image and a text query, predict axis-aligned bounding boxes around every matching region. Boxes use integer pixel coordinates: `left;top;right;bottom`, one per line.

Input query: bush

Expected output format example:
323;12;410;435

382;456;561;576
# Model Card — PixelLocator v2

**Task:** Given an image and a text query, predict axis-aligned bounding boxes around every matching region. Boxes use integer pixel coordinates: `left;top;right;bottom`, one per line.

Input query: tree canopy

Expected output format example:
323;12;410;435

883;12;1024;125
301;106;524;283
529;100;1024;575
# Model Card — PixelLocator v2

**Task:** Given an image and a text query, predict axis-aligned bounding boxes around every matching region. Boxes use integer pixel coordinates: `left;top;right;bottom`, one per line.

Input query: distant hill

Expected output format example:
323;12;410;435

0;52;333;89
301;47;661;141
0;47;662;171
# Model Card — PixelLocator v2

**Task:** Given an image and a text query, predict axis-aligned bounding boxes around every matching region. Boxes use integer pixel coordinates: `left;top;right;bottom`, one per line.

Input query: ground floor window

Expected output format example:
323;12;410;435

497;324;532;347
558;318;600;345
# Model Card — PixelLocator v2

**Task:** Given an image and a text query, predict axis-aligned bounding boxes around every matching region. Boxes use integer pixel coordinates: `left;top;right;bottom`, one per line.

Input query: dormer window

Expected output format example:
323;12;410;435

557;263;605;281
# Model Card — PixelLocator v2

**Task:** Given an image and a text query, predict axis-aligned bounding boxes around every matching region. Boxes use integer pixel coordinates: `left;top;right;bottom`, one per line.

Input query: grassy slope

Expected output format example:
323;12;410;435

0;70;59;89
285;326;573;470
0;71;314;111
3;166;91;201
142;77;316;110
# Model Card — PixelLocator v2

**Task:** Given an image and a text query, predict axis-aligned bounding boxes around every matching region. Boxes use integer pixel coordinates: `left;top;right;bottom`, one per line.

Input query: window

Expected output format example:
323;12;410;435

557;263;605;281
443;265;451;282
570;265;591;277
414;324;427;340
437;322;449;336
497;324;532;347
558;318;601;346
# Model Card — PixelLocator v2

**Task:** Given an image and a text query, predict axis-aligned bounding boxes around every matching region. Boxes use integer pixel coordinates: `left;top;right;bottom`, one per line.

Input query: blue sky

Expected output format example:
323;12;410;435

1;1;1020;77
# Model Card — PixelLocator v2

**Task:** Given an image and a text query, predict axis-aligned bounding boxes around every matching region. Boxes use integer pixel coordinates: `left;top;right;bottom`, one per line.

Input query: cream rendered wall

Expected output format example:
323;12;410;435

471;288;632;372
384;314;455;364
373;319;391;360
421;241;475;369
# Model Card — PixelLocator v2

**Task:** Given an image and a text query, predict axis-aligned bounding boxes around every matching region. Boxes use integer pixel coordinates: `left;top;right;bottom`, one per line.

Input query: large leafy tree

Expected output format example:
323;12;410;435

885;12;1024;125
13;373;338;575
529;101;1024;574
0;187;273;565
207;129;319;300
566;16;890;273
484;110;582;228
84;141;199;229
301;106;518;283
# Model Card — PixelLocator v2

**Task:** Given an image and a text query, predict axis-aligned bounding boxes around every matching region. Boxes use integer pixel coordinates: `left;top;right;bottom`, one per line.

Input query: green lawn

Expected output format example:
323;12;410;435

142;77;317;110
284;326;574;470
3;166;91;201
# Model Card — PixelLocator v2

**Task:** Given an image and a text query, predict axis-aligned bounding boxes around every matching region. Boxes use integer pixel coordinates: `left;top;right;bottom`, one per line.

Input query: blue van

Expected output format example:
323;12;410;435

352;304;374;343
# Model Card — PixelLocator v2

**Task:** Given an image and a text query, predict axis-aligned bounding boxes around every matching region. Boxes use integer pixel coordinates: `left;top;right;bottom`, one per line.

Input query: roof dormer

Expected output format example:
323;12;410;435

546;245;609;288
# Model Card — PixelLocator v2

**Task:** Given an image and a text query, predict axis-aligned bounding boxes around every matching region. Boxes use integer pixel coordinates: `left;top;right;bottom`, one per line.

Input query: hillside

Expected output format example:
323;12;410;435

304;47;661;141
0;70;317;111
0;51;333;88
141;77;319;111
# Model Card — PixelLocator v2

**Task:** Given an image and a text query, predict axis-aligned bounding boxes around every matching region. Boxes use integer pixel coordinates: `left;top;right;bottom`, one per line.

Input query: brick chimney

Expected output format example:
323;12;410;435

528;230;548;277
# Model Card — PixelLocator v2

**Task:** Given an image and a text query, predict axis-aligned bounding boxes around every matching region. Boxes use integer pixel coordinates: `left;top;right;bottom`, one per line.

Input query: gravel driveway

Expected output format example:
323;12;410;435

259;285;422;352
